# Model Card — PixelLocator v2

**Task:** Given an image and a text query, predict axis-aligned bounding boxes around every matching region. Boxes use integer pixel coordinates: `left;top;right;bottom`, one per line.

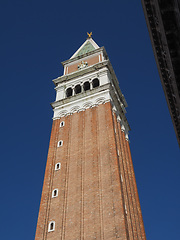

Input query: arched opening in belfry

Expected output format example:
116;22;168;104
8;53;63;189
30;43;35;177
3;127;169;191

83;81;90;91
92;78;99;88
75;84;81;94
66;87;73;97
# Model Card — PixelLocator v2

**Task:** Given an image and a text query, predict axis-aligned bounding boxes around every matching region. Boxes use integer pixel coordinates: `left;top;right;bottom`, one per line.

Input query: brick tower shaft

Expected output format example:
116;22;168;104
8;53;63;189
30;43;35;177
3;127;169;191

35;37;146;240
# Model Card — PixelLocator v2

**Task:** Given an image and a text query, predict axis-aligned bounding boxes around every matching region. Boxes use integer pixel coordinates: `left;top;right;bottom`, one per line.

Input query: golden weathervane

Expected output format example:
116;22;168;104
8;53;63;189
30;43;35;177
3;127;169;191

87;32;92;38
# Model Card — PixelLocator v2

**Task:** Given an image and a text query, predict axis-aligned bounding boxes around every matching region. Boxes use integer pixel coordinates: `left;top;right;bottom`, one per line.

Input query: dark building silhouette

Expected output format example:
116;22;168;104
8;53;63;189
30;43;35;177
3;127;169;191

141;0;180;147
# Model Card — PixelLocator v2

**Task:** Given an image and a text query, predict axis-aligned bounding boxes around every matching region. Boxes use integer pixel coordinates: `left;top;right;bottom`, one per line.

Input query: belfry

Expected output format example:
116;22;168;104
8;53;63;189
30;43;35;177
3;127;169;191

35;35;146;240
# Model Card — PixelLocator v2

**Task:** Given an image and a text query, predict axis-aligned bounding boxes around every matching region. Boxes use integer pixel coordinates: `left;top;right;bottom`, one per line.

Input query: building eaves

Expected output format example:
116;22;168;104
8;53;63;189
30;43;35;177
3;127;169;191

141;0;180;147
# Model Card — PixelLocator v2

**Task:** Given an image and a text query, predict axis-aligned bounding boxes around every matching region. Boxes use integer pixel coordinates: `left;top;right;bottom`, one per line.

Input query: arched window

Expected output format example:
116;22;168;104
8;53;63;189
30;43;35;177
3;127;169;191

74;84;81;94
83;81;90;91
52;189;58;198
55;162;61;170
57;140;63;147
60;121;65;127
66;87;73;97
92;78;99;88
48;221;55;232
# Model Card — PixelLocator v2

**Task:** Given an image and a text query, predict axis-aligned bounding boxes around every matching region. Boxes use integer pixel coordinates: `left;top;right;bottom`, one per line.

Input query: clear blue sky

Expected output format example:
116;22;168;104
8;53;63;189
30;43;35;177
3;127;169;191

0;1;179;239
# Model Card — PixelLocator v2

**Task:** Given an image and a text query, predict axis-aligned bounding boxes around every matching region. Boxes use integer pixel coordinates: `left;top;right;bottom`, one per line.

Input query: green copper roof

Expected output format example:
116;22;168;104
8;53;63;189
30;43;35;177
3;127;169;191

75;41;95;57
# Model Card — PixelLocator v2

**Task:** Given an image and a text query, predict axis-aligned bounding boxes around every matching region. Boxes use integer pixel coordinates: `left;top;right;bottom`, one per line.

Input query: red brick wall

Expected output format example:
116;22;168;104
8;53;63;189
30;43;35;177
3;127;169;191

112;112;146;240
35;102;146;240
66;55;100;74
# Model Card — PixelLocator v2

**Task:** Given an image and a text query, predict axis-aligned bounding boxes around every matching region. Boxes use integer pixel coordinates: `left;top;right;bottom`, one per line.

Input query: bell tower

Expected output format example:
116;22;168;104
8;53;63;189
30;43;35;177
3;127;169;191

35;35;146;240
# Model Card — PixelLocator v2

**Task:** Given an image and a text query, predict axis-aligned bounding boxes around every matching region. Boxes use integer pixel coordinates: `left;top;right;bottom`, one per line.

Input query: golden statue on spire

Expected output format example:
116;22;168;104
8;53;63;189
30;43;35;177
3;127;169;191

87;32;92;38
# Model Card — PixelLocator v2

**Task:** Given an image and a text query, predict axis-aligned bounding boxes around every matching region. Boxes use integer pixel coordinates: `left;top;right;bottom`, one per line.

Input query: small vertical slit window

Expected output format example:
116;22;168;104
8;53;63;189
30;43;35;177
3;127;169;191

121;175;123;182
52;189;58;198
125;205;127;215
55;162;61;170
60;121;65;128
48;221;55;232
57;140;63;147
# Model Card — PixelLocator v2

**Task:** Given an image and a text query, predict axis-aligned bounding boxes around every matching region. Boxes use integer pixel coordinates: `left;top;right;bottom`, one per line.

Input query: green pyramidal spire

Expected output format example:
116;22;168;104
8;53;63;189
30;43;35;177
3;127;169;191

70;35;100;59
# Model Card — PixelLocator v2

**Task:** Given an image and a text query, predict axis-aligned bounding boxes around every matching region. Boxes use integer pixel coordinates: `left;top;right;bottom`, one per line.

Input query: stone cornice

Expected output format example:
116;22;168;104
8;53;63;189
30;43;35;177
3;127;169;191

51;83;110;109
61;47;106;66
110;84;130;131
52;90;111;120
53;60;127;109
51;82;130;131
53;60;109;86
